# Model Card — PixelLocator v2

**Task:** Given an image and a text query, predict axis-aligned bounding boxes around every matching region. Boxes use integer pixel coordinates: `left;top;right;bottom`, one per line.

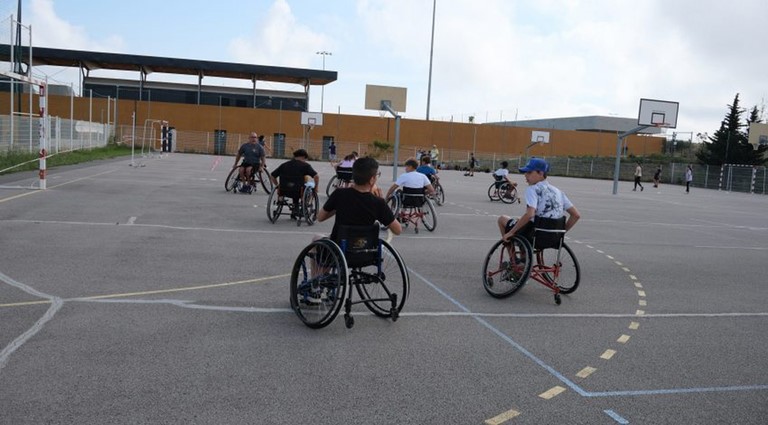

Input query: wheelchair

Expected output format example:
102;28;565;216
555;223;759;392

266;177;319;226
325;167;354;197
290;225;410;329
481;217;581;305
387;187;437;233
426;176;445;206
225;164;274;194
487;175;519;204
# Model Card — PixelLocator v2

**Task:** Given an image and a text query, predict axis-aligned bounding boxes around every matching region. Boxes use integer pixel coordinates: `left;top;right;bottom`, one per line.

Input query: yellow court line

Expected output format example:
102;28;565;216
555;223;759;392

0;299;52;308
484;409;521;425
634;282;643;288
576;366;597;378
80;274;291;300
600;349;617;360
637;290;647;297
636;309;646;316
0;169;117;204
617;334;631;344
538;386;566;399
639;300;647;306
629;321;640;330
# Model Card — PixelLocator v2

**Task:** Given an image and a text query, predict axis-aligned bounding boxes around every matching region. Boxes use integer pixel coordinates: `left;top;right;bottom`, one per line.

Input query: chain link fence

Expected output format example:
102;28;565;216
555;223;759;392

0;114;111;154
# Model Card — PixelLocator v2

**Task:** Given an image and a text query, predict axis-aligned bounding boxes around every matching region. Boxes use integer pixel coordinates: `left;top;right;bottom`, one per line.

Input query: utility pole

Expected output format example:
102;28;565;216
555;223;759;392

316;51;331;113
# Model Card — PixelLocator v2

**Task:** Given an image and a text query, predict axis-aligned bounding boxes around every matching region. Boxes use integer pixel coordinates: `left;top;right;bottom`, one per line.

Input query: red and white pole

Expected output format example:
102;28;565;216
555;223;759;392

38;82;47;189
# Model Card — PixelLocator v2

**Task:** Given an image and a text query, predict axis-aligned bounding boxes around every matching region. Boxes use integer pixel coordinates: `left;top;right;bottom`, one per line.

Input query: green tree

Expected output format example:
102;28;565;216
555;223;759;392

696;93;767;165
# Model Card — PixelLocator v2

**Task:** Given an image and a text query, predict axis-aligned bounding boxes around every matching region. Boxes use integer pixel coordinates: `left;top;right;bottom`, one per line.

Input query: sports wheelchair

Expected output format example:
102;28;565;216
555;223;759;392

325;167;354;197
481;217;581;305
290;225;410;329
487;175;519;204
426;176;445;206
225;164;273;194
266;176;319;226
387;187;437;234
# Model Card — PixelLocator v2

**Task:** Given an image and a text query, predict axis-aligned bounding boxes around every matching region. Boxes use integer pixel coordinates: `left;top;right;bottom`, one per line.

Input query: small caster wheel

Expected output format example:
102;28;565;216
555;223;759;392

391;309;399;322
344;315;354;329
415;227;419;234
554;294;561;305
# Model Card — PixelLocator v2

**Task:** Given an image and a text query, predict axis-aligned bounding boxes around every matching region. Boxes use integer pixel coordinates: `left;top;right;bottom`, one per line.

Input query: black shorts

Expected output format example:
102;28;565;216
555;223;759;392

505;218;534;242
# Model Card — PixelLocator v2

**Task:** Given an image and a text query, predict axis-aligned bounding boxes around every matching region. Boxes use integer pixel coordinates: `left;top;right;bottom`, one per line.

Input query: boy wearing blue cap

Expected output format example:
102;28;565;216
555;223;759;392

497;157;580;243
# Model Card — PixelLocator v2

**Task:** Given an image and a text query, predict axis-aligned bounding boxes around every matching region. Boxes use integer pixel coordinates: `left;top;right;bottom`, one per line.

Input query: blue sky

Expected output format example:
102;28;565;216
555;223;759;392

1;0;767;138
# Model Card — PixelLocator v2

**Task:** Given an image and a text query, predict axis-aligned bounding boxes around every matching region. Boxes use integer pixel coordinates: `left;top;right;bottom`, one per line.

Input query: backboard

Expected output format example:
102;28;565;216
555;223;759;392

300;111;323;127
365;84;407;112
531;131;550;144
638;98;679;128
748;122;768;150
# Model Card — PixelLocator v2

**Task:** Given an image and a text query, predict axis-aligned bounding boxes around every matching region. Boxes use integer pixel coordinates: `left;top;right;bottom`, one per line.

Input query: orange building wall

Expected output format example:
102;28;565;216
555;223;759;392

0;93;662;158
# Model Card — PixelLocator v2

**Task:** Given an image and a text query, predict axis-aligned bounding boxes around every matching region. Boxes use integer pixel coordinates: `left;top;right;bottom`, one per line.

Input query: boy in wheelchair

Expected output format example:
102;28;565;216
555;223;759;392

497;157;580;247
270;149;319;216
318;157;401;239
385;158;435;203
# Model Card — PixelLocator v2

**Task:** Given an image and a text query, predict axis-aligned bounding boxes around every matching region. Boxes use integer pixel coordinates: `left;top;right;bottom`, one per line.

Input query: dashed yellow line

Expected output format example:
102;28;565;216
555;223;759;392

629;322;640;330
639;300;647;306
484;409;521;425
0;299;52;308
629;274;637;280
636;309;646;316
600;349;617;360
617;334;631;344
538;386;566;399
576;366;597;378
634;282;643;288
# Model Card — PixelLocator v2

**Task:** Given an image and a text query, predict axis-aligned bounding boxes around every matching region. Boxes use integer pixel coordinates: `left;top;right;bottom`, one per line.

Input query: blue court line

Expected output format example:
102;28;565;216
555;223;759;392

408;269;589;397
407;268;768;399
604;409;629;424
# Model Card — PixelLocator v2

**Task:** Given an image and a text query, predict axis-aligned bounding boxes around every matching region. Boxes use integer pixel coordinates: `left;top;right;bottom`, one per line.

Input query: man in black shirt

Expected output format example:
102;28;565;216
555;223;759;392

233;132;265;192
319;157;401;242
270;149;319;206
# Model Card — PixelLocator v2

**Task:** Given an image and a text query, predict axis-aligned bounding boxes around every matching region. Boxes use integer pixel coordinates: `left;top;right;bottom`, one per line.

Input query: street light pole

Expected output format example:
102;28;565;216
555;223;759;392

316;51;332;113
426;0;436;121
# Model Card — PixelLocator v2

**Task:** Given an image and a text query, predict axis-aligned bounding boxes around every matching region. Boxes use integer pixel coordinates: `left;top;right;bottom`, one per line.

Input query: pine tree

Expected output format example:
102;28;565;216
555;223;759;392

696;94;767;165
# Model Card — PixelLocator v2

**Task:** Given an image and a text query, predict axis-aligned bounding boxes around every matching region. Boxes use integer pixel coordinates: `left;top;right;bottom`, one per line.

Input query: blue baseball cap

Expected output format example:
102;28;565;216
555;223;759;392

519;157;549;173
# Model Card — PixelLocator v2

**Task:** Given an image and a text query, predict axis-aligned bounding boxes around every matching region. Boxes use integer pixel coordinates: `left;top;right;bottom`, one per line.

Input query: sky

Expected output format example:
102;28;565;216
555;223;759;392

1;0;766;139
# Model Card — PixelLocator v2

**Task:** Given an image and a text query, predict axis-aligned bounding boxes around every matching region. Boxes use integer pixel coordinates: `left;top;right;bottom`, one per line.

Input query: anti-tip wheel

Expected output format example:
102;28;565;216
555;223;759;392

344;315;355;329
554;294;562;305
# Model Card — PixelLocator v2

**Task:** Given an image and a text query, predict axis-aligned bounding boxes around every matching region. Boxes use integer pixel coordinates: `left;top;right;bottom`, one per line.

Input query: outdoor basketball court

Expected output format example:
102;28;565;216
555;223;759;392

1;152;766;424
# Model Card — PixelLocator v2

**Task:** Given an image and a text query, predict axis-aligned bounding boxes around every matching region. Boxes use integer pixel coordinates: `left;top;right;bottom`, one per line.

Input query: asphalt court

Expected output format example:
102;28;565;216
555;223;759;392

1;153;767;424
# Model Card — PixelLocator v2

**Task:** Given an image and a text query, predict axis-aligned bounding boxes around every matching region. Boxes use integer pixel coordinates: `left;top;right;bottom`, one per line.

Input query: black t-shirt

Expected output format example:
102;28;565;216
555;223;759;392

271;159;317;192
323;188;395;242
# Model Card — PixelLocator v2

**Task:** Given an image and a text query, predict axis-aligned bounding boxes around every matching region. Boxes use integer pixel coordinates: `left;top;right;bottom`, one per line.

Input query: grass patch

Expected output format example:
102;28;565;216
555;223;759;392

0;144;133;175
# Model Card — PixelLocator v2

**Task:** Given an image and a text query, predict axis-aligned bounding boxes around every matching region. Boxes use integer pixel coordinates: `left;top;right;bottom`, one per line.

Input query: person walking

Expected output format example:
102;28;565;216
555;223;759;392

633;162;644;191
653;166;661;188
465;153;477;176
685;165;693;193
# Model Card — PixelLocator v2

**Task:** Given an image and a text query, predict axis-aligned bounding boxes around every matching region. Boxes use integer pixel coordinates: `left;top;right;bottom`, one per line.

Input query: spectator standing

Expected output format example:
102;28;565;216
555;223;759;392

685;165;693;193
633;163;644;191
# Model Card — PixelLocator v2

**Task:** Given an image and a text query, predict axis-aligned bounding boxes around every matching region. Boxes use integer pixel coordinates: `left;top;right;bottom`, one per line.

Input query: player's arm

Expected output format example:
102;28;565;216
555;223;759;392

385;183;399;199
317;207;334;222
565;205;580;232
503;206;535;241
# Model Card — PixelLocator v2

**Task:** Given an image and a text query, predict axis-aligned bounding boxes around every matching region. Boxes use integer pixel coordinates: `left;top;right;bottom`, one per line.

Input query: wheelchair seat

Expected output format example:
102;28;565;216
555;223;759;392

532;216;566;250
401;186;426;208
336;224;381;268
336;167;353;182
279;175;304;200
493;174;506;189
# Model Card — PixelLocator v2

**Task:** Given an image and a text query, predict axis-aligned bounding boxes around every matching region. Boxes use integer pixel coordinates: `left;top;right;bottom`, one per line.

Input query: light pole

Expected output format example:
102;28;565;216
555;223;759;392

426;0;436;121
316;51;331;113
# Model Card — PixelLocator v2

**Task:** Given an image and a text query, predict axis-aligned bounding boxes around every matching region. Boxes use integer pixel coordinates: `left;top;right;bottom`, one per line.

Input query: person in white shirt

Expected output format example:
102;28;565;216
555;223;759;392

385;158;435;199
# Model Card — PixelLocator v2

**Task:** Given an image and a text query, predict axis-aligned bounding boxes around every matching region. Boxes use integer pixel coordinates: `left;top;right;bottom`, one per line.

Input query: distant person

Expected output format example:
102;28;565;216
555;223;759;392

633;162;644;191
416;155;439;185
465;153;478;176
431;144;440;169
270;149;319;216
685;165;693;193
328;141;337;161
653;166;662;188
257;134;271;159
233;132;266;192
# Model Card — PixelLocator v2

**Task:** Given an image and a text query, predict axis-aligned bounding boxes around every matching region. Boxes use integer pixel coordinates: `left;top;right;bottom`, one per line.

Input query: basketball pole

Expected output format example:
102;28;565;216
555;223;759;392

612;125;649;195
381;102;401;181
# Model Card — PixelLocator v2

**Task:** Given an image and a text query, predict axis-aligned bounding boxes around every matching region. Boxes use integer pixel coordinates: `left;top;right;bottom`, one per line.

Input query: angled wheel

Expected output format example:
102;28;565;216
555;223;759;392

225;168;239;192
537;242;581;294
354;239;409;317
257;168;273;194
303;189;319;225
433;183;445;206
325;175;339;197
421;200;437;232
290;239;348;329
500;183;518;204
387;191;401;218
482;236;533;298
266;190;283;223
488;183;500;201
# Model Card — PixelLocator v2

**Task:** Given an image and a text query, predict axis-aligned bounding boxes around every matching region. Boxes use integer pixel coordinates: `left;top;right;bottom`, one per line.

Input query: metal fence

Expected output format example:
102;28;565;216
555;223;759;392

0;114;111;154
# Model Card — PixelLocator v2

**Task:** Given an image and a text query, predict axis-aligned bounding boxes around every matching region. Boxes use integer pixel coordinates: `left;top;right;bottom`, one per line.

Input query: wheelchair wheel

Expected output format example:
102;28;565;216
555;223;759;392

500;183;518;204
225;168;239;192
482;236;533;298
325;175;339;197
421;200;437;232
387;192;401;217
537;242;580;294
354;239;409;317
303;189;319;225
290;239;348;329
488;183;501;201
433;183;445;206
257;169;273;194
266;190;283;223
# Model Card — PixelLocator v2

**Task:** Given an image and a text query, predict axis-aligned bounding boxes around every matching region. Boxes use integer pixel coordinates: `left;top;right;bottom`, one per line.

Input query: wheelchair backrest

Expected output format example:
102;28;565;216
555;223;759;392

336;167;353;182
336;224;381;268
493;174;505;188
401;186;426;208
532;216;566;250
279;175;304;197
